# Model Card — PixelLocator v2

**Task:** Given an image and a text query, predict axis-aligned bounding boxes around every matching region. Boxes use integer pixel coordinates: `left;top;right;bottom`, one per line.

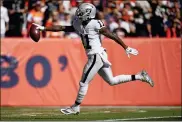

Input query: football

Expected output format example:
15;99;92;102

29;24;40;42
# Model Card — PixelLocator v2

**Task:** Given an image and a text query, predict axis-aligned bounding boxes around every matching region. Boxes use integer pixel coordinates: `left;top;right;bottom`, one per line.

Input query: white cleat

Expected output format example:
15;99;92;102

60;105;80;115
139;70;154;87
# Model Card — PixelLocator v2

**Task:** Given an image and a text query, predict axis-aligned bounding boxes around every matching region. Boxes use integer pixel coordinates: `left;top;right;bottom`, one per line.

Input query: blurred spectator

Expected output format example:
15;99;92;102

60;12;71;26
92;0;103;12
135;0;152;37
174;1;181;19
61;0;71;12
113;28;128;38
40;0;47;13
3;0;25;37
104;1;120;28
165;18;181;38
0;0;9;38
135;1;152;20
149;0;166;37
42;0;60;37
119;2;134;34
27;1;44;25
46;10;63;38
27;1;44;37
58;2;66;20
132;6;148;37
27;0;47;11
43;0;60;26
28;0;37;10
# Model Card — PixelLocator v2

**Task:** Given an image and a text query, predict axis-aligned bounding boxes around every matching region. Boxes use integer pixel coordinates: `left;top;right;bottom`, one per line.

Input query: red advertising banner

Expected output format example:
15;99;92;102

1;38;181;106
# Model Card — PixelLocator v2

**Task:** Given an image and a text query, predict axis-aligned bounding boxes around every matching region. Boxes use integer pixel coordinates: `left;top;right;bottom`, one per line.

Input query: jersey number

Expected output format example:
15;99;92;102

80;34;91;49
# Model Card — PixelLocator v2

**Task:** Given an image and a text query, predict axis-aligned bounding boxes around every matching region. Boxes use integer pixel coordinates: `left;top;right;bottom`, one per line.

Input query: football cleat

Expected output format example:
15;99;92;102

139;70;154;87
60;105;80;115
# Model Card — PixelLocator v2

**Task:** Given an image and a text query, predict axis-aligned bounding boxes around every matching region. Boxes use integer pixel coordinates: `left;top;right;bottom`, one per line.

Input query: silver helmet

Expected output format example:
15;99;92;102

75;3;96;21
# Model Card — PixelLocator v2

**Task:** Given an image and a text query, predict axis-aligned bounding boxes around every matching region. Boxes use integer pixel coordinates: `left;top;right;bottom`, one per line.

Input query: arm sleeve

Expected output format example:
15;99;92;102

95;20;105;31
64;26;75;32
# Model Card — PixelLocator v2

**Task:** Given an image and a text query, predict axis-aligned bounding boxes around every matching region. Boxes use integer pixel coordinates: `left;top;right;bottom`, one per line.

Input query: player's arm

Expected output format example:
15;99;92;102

45;26;75;32
99;26;139;58
99;27;128;50
33;23;75;32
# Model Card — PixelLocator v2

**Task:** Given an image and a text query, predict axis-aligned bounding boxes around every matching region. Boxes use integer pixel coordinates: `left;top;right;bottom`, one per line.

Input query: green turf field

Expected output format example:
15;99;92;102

0;106;181;121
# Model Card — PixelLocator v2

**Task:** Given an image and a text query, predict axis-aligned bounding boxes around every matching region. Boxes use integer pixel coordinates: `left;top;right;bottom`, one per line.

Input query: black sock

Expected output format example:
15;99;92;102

75;101;81;106
131;75;136;81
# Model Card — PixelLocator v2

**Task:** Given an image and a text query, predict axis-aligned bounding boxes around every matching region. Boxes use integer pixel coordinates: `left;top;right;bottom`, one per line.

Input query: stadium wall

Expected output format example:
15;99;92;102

1;38;181;106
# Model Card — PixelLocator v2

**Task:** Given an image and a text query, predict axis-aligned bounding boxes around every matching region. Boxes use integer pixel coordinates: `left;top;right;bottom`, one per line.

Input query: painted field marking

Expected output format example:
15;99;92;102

102;116;182;121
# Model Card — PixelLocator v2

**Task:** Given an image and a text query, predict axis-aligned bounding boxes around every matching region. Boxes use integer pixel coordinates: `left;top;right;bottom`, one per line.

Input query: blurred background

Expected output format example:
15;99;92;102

1;0;182;38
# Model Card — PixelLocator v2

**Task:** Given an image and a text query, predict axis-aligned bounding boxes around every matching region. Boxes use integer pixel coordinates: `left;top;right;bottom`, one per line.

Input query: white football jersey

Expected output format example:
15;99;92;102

72;17;105;55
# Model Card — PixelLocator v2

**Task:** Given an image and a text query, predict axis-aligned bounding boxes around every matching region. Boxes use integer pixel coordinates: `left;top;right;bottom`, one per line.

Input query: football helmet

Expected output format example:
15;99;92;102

75;3;96;21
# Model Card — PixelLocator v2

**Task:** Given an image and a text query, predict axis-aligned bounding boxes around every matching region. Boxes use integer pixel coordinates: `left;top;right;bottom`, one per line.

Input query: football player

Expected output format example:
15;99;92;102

34;3;154;115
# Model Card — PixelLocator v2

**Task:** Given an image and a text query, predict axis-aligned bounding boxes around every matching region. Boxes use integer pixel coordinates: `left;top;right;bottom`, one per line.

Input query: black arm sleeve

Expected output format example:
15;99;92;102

64;26;75;32
45;25;75;32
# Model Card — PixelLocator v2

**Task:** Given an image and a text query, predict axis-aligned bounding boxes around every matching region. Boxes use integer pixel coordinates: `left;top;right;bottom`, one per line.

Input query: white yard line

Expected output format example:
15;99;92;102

81;106;181;109
46;106;181;109
102;116;182;121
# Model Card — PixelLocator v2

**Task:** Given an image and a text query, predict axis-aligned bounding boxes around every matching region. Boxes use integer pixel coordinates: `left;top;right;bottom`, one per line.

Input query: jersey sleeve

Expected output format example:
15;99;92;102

95;20;105;31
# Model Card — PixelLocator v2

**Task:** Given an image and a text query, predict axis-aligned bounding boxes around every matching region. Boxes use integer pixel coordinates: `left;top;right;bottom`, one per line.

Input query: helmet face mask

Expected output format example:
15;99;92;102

75;3;96;22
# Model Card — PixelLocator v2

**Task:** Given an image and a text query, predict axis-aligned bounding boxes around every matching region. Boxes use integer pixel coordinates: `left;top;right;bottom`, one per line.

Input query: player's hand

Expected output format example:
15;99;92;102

125;47;139;58
32;23;45;31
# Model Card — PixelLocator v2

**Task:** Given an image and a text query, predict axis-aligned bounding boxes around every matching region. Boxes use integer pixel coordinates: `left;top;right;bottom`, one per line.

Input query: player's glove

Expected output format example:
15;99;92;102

32;23;45;31
125;47;139;58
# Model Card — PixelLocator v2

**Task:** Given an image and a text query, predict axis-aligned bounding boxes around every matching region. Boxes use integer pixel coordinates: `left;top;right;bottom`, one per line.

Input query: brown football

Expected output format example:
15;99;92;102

29;24;40;42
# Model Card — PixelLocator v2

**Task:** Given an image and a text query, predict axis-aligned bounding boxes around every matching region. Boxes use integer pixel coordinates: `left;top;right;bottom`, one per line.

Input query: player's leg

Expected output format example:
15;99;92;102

60;54;103;115
98;67;154;86
98;67;135;85
74;54;104;107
